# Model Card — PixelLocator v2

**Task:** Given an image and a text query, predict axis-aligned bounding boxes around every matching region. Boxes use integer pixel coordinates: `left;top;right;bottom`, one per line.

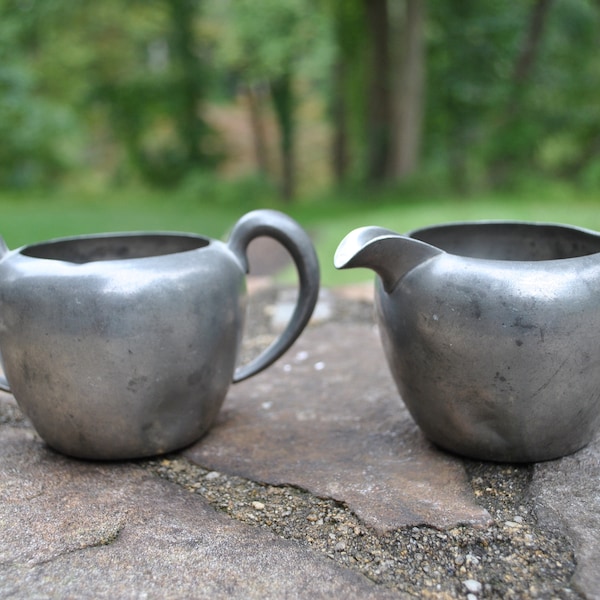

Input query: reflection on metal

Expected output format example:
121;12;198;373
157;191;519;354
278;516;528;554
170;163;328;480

0;210;319;460
336;220;600;462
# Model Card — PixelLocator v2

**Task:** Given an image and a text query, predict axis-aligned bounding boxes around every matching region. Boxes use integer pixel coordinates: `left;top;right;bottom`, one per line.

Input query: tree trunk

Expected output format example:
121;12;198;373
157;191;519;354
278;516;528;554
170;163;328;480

364;0;391;184
328;0;365;186
271;71;295;203
166;0;209;167
331;59;350;184
488;0;554;185
242;82;270;177
509;0;554;108
389;0;426;179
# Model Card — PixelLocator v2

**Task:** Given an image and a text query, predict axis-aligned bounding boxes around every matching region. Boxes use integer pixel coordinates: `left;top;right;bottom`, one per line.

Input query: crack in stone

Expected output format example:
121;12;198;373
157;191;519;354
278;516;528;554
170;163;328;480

143;453;584;598
1;523;126;571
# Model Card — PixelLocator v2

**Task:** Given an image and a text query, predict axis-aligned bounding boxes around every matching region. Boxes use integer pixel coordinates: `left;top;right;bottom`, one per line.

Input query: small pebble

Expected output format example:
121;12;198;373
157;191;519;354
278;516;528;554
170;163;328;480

251;501;265;510
463;579;482;594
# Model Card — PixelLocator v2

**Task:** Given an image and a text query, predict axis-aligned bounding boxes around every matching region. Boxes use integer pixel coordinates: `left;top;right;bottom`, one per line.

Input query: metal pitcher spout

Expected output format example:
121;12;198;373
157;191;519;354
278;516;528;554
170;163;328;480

334;226;442;293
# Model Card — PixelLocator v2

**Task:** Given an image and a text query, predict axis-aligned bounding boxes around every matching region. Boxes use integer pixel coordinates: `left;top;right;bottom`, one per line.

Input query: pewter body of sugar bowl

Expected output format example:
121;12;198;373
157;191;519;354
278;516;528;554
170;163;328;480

0;209;319;460
336;221;600;462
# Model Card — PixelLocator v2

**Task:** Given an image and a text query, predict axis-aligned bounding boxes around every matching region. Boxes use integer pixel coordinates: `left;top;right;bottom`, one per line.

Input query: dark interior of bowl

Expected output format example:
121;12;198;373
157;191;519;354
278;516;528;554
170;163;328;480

410;223;600;261
21;234;209;264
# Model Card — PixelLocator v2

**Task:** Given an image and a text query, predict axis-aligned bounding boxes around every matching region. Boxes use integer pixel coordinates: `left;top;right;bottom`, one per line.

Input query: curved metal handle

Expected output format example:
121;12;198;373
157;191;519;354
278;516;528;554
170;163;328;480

228;209;320;383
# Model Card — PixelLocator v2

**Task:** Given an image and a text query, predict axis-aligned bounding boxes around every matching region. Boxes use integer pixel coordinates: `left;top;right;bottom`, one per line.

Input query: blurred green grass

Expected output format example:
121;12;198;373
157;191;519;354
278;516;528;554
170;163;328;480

1;181;599;287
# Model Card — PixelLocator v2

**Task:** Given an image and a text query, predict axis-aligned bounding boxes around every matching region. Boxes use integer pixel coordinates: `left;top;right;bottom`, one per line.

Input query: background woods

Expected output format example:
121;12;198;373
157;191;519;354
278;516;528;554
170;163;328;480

1;0;599;200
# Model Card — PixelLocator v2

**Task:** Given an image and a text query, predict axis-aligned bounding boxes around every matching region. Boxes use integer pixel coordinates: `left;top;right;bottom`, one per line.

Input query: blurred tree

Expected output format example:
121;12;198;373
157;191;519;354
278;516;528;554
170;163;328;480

2;0;600;194
337;0;426;186
389;0;426;179
208;0;333;202
89;0;219;186
0;0;221;188
240;81;270;177
166;0;214;170
363;0;392;184
0;65;76;187
322;0;366;185
487;0;555;186
427;0;600;190
271;69;296;202
0;0;80;187
526;0;600;183
427;1;530;190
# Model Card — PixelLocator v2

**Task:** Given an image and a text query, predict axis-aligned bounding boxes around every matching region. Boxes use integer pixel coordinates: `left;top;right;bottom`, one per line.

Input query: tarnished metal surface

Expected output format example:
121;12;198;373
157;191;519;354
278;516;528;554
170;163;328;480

0;210;319;460
335;221;600;462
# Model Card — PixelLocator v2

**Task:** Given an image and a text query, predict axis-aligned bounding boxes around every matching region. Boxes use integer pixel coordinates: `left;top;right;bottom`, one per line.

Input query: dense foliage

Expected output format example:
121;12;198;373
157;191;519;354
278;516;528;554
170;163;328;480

1;0;599;197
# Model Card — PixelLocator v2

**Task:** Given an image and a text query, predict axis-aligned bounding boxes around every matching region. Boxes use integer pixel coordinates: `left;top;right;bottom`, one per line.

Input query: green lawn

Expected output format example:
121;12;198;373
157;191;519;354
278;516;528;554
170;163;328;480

1;182;599;287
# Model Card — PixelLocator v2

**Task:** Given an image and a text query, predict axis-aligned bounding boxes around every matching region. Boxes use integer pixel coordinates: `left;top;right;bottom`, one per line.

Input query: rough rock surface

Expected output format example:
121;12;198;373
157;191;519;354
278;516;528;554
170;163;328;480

530;434;600;599
185;323;492;532
0;424;398;599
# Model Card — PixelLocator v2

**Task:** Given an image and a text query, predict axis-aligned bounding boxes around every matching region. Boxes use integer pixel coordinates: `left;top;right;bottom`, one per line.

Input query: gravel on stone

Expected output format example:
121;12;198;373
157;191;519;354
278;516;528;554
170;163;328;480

143;452;580;599
138;284;583;599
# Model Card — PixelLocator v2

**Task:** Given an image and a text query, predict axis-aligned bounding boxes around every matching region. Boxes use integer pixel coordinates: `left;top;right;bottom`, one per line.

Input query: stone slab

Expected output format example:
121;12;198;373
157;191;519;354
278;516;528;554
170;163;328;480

0;424;400;599
185;323;491;532
530;432;600;600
